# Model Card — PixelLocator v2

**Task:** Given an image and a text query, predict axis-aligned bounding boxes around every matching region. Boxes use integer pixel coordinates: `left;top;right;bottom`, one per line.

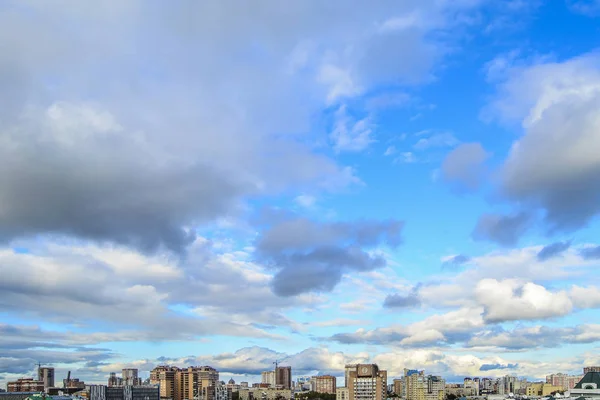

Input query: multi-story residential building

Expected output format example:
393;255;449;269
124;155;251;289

275;367;292;390
393;379;403;397
215;383;232;400
404;370;424;400
546;373;583;390
149;366;219;400
337;388;349;400
585;367;600;374
150;366;178;399
347;364;387;400
261;372;276;387
37;367;54;392
403;371;444;400
312;376;336;394
7;379;45;392
463;378;479;396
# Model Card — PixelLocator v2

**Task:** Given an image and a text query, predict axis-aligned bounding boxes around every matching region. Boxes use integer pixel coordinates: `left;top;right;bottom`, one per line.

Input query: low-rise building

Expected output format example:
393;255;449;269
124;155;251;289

7;380;45;393
89;385;159;400
238;388;291;400
571;371;600;399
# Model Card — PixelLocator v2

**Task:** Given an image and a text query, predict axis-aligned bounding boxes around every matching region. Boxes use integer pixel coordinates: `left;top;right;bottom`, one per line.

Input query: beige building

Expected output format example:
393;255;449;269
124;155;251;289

403;370;444;400
150;365;219;400
238;388;291;400
337;387;350;400
526;383;563;396
261;372;276;387
313;376;336;394
347;364;387;400
38;367;55;392
345;365;357;388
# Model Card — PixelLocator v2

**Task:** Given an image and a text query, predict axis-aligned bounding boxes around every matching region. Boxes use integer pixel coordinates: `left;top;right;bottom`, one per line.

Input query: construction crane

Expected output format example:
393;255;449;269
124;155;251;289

64;371;71;388
273;360;279;370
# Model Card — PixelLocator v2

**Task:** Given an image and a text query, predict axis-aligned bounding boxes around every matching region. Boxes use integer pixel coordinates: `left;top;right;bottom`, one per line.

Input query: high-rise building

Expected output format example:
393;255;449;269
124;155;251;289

38;367;55;392
275;367;292;390
7;378;45;392
347;364;387;400
150;366;178;399
109;373;123;387
393;379;403;397
313;376;336;394
123;369;142;386
261;371;276;387
403;370;444;400
149;366;219;400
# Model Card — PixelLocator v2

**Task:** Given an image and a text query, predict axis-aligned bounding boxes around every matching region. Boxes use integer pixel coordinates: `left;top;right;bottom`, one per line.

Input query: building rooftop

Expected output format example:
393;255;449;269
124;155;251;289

574;372;600;389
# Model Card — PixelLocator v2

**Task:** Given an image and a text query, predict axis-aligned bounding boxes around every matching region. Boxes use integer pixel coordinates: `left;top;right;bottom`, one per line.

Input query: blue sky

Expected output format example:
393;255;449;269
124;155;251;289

2;0;600;387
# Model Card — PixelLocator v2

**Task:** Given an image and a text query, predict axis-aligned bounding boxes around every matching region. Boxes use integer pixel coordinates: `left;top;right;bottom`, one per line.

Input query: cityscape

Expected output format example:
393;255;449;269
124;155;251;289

2;6;600;400
3;364;600;400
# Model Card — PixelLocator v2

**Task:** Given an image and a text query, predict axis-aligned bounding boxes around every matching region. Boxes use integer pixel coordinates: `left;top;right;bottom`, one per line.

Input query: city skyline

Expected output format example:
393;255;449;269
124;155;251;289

2;0;600;392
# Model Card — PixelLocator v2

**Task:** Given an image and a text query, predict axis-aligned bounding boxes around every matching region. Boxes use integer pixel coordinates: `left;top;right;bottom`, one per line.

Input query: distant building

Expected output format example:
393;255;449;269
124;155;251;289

122;370;142;387
238;388;291;400
275;367;292;390
403;371;444;400
393;379;403;397
7;379;45;393
347;364;387;400
149;366;219;400
546;373;583;391
585;368;600;374
262;372;276;387
313;376;336;395
37;367;55;392
90;385;159;400
216;383;232;400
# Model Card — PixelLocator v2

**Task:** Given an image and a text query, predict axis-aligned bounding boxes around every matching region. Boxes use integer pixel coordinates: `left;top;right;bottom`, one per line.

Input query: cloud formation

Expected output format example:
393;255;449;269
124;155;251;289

441;143;490;191
255;216;403;296
472;212;531;247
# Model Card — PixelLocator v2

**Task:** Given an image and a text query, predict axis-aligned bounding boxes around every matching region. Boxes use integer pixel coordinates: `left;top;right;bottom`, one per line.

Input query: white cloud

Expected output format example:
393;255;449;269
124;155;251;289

330;104;375;152
476;279;573;322
295;194;317;208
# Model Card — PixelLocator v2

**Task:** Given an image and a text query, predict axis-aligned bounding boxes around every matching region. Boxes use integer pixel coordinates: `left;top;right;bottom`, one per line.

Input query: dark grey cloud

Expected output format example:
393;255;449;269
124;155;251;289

537;240;571;261
441;143;490;191
383;293;421;309
442;254;471;269
580;245;600;260
255;217;403;296
479;363;518;371
472;212;531;247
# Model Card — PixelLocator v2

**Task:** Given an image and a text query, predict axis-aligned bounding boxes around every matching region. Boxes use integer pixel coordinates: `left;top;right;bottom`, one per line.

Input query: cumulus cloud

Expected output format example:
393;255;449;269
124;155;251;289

472;212;531;247
0;0;484;253
442;143;490;191
476;279;573;323
488;51;600;237
255;216;403;296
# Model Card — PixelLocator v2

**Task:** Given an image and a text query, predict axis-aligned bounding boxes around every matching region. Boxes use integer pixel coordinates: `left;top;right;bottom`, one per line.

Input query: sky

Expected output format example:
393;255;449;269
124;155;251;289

2;0;600;388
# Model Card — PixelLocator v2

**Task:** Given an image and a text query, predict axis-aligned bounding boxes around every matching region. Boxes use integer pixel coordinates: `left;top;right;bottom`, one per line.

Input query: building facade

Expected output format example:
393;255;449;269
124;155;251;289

345;366;357;388
37;367;54;392
546;373;583;391
238;388;291;400
149;366;219;400
313;376;336;394
90;385;160;400
275;367;292;390
347;364;387;400
7;379;45;393
261;372;276;387
336;388;349;400
571;371;600;399
585;368;600;374
393;379;403;397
